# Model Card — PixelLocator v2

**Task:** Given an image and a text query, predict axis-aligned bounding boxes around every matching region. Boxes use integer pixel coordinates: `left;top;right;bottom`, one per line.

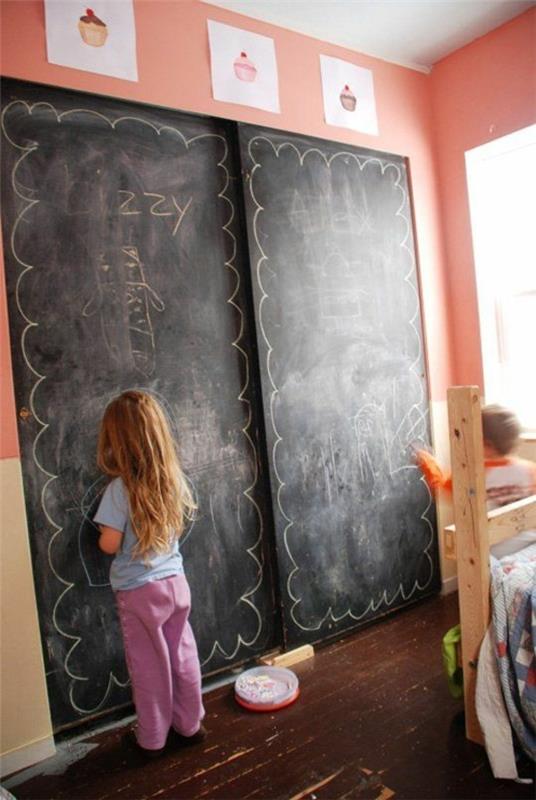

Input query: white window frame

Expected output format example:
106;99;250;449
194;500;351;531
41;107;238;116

465;124;536;432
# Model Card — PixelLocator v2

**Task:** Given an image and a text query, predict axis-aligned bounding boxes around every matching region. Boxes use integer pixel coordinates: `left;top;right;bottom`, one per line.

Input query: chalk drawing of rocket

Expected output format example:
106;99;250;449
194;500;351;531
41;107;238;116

123;245;165;376
83;246;164;377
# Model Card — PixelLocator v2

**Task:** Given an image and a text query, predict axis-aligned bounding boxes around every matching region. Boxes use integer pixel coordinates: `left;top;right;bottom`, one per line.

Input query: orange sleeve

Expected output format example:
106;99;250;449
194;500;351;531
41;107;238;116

415;449;452;494
530;462;536;495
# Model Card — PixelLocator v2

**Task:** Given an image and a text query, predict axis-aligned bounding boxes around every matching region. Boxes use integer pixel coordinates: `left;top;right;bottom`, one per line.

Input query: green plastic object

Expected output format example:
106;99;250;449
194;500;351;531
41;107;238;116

442;624;463;699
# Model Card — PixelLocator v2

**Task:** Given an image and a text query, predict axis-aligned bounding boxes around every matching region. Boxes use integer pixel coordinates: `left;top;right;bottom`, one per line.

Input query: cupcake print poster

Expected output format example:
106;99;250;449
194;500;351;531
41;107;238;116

208;20;280;113
320;55;378;135
44;0;138;81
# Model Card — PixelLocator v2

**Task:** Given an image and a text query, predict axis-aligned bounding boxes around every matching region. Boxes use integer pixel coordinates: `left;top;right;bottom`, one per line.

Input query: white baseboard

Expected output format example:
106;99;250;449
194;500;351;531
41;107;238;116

0;736;55;779
441;574;458;595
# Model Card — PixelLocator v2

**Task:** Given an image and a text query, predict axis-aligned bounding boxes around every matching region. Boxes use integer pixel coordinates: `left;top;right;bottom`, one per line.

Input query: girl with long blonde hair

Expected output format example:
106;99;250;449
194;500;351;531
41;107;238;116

94;390;205;757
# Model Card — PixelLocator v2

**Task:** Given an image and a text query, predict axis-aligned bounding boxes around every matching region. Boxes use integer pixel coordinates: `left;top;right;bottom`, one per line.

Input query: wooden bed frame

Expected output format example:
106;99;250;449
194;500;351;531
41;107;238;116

443;386;536;744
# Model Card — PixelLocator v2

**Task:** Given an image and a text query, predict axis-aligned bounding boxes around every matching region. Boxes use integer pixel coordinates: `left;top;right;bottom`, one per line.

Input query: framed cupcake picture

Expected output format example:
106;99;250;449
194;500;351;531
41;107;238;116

320;55;378;135
208;20;280;113
44;0;138;81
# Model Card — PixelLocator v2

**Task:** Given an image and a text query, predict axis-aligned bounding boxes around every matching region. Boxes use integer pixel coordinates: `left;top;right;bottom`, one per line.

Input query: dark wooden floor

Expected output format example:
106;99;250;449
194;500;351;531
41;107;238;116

5;593;534;799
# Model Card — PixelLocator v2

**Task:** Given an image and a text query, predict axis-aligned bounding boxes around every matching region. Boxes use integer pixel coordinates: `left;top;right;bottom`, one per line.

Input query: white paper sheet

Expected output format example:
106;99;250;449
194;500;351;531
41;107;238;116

208;20;280;113
320;55;378;135
44;0;138;82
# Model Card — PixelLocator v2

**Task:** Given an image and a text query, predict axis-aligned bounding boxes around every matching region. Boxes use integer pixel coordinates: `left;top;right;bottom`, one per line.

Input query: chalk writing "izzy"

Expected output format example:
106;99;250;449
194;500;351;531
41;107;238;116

118;190;192;236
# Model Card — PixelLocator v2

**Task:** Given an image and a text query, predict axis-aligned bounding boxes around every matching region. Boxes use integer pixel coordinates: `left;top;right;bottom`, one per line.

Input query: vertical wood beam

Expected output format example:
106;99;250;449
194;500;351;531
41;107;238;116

447;386;489;745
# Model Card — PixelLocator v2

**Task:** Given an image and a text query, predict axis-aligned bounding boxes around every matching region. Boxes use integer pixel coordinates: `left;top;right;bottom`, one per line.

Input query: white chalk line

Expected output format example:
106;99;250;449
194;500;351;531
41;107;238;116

199;135;265;665
77;477;108;589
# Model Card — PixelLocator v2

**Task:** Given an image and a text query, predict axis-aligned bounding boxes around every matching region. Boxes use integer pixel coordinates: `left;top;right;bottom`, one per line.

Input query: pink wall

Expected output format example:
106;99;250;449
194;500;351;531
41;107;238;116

0;234;18;458
431;7;536;389
0;0;455;457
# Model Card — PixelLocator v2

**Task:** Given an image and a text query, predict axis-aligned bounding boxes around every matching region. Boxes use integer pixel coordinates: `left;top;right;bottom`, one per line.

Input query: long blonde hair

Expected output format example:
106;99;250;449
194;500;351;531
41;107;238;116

97;391;196;558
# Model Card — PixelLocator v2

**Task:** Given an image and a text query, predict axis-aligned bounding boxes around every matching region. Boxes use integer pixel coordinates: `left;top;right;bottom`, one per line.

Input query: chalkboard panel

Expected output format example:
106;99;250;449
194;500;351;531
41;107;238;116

238;125;440;645
1;80;278;729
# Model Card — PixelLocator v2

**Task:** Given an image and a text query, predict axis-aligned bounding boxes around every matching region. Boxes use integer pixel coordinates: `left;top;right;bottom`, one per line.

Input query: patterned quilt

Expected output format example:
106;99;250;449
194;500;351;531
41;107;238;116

490;543;536;761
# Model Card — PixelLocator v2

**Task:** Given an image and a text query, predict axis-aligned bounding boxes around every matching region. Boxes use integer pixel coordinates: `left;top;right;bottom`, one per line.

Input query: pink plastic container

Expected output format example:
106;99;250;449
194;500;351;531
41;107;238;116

234;666;300;712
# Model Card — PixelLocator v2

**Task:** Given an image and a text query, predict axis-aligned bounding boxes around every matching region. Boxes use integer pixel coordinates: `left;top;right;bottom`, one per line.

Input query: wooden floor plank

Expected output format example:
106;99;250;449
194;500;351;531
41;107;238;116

5;594;533;799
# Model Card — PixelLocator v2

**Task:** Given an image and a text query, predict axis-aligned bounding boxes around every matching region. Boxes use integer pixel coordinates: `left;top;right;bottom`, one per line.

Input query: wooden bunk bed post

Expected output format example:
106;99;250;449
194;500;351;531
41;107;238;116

447;386;490;745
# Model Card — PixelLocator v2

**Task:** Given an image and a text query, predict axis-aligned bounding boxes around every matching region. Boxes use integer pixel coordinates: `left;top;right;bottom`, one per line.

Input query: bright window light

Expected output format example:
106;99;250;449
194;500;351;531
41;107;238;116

466;125;536;432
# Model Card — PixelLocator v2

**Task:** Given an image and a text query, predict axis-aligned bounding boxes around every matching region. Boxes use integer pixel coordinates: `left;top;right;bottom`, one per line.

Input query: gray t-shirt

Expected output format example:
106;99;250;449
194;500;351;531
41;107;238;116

94;477;184;591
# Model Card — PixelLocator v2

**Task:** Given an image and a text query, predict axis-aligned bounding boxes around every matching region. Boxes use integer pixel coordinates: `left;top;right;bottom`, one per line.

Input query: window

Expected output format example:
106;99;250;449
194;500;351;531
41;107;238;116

466;125;536;431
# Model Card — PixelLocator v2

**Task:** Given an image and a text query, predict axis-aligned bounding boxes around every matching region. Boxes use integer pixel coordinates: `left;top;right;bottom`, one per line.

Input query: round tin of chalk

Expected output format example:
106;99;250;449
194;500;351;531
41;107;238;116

234;666;300;712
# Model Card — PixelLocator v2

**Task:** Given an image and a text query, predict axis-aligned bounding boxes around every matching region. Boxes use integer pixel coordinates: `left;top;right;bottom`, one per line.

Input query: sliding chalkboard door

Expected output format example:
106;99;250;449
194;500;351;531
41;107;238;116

238;125;440;646
1;80;279;729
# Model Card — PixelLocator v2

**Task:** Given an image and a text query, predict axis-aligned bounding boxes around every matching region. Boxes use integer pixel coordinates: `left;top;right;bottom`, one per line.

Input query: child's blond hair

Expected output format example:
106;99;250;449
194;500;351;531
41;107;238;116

97;391;196;558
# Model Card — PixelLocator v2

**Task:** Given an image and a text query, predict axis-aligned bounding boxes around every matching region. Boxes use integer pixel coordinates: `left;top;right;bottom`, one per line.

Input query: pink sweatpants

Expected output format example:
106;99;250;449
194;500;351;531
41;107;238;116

116;574;204;750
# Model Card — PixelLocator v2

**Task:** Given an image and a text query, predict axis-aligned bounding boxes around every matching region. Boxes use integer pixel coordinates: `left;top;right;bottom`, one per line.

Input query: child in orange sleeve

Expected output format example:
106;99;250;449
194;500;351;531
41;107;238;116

416;404;536;557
